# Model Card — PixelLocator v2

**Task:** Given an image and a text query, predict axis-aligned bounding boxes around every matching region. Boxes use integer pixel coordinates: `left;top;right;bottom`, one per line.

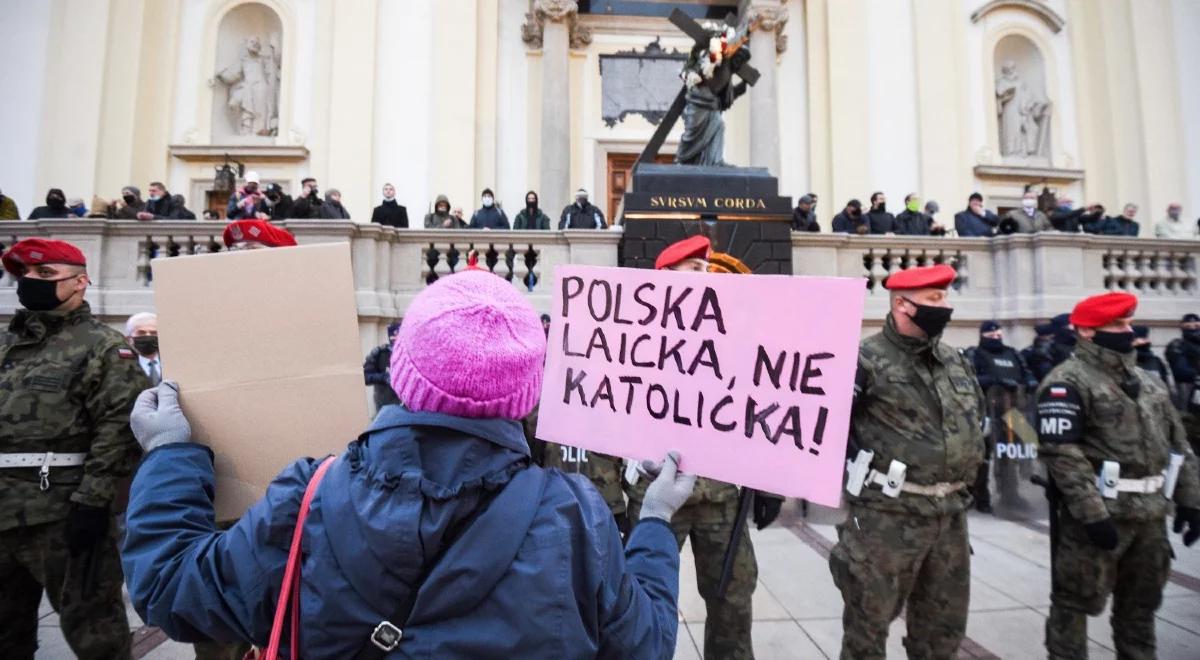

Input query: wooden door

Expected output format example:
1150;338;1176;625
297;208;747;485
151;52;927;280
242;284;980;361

607;152;673;223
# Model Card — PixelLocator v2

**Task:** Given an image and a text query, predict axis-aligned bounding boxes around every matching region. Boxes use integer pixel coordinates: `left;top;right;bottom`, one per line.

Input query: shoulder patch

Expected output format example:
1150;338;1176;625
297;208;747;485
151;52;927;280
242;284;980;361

117;348;136;360
1037;382;1083;443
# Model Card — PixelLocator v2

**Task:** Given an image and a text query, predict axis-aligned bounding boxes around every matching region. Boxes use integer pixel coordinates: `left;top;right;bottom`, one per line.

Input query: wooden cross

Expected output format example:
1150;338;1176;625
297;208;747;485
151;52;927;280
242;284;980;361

637;8;761;164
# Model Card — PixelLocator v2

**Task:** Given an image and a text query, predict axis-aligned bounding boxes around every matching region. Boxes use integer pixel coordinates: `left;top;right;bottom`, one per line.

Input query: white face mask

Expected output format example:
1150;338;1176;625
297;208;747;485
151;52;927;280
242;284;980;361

482;196;494;208
1022;198;1036;210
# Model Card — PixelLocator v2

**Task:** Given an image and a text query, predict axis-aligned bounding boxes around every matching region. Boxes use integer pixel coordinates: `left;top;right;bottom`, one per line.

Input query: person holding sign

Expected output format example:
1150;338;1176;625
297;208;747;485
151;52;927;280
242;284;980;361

1036;292;1200;660
830;264;986;660
623;235;781;660
121;268;696;658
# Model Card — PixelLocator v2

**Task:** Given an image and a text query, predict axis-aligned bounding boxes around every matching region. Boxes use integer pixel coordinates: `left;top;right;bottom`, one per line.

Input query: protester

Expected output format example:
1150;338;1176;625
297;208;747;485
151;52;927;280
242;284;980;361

139;182;176;220
831;199;868;234
424;194;464;229
125;312;162;385
469;188;510;229
1049;197;1104;233
1156;203;1192;239
0;238;148;659
865;192;895;234
290;177;323;219
370;183;408;228
363;320;402;412
318;188;351;219
1036;291;1200;659
28;188;71;219
894;193;930;236
513;190;551;229
122;267;693;658
622;235;779;660
1133;325;1169;385
113;185;147;220
970;320;1038;513
1094;203;1141;236
222;219;297;250
999;190;1051;234
0;187;19;219
791;194;820;232
830;263;985;660
67;197;88;218
256;183;293;220
559;188;606;229
954;192;998;237
226;172;265;220
924;200;946;235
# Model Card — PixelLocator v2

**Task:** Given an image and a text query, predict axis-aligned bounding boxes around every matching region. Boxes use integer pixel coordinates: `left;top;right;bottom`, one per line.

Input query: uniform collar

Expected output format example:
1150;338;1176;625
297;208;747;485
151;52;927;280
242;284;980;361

8;301;92;341
882;312;944;362
1074;336;1136;374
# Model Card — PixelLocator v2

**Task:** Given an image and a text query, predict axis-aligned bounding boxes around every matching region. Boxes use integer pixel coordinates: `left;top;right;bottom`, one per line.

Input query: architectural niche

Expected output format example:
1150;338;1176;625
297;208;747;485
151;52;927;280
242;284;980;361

209;3;282;141
994;35;1052;165
521;0;592;50
971;0;1065;33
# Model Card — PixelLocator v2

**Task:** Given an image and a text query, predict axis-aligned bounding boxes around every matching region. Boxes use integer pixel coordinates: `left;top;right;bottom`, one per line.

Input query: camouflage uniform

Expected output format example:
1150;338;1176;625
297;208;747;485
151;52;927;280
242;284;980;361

626;476;756;660
829;314;986;660
0;302;147;659
1037;339;1200;660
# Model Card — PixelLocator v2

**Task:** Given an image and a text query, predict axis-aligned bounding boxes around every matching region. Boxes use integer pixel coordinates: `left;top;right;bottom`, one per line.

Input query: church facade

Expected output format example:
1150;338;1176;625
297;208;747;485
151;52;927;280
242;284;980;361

1;0;1196;233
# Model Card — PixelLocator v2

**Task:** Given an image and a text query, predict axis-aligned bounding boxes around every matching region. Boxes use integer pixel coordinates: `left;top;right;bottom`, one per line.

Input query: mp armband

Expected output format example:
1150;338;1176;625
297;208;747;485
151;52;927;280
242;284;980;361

1037;383;1083;444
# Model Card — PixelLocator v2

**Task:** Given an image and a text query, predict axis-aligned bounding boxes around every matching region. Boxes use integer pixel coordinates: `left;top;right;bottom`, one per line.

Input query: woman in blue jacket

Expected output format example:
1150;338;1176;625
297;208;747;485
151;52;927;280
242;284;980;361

122;268;695;658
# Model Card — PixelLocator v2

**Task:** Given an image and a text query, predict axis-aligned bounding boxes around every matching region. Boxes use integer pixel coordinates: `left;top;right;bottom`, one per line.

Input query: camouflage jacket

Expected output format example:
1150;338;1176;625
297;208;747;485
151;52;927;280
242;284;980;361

848;314;986;515
0;302;148;530
1037;339;1200;523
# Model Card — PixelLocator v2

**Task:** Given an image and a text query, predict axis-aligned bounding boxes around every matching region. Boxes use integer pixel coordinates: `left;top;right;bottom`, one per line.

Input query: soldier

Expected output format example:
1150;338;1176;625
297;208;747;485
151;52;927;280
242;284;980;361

971;320;1038;513
0;238;147;659
829;264;986;660
1132;325;1169;386
624;235;781;660
1037;292;1200;659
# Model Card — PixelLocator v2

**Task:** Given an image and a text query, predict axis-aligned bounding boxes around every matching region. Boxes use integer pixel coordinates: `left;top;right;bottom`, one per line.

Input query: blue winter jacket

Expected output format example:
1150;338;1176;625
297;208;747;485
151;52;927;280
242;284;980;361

122;405;681;658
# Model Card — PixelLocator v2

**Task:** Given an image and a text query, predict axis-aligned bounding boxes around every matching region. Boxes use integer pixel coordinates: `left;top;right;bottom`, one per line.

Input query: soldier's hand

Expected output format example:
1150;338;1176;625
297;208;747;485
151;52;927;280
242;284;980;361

1084;518;1120;550
753;491;783;530
65;503;110;556
639;451;696;523
1173;507;1200;547
131;381;193;452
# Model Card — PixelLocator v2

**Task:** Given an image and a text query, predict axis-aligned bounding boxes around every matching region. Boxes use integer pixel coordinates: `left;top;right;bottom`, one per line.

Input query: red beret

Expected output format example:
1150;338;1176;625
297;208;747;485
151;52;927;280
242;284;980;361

884;264;957;291
655;235;711;270
2;238;87;277
222;220;297;248
1069;292;1137;328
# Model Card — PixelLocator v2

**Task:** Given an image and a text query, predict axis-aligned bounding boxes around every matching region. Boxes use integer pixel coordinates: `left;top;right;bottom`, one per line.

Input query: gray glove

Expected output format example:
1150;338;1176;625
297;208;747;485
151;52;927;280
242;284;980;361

639;451;696;522
130;381;193;452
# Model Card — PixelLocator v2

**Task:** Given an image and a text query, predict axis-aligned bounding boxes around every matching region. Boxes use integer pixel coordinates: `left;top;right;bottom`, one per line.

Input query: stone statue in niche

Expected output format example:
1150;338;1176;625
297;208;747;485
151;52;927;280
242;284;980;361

214;34;281;137
995;60;1052;159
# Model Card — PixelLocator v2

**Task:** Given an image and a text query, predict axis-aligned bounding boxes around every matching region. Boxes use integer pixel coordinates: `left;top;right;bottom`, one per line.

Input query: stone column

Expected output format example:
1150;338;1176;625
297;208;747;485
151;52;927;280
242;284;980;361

742;1;789;175
523;1;591;216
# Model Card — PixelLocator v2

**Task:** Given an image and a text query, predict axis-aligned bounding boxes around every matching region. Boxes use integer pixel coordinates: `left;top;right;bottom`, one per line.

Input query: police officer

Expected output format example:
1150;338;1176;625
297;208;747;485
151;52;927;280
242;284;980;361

1165;313;1200;402
623;235;781;660
364;320;402;413
1022;322;1057;383
971;320;1038;513
0;239;147;659
1037;292;1200;659
1132;325;1169;386
830;264;985;660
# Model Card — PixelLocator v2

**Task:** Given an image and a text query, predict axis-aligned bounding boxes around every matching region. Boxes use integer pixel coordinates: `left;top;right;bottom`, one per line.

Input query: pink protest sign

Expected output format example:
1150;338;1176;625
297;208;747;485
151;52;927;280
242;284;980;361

535;264;867;506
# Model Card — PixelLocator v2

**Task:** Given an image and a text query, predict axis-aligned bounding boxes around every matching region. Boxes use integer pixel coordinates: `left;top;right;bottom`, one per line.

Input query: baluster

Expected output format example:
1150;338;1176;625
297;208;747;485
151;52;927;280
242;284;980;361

445;244;461;273
424;243;442;285
522;245;540;292
502;245;517;283
484;244;500;273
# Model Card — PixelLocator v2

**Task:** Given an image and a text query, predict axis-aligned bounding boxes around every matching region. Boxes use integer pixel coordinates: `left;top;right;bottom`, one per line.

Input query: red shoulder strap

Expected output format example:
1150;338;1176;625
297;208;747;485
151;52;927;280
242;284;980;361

263;455;338;660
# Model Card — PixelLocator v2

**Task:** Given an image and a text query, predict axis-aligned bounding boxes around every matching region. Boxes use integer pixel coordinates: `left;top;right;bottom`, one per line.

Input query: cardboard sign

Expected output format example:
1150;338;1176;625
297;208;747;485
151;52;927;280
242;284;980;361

152;243;368;519
535;265;866;505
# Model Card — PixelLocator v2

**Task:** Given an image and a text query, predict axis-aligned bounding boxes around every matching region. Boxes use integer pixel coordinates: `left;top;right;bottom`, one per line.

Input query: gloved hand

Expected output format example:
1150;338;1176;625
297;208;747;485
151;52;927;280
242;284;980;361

639;451;696;523
753;491;783;530
130;381;193;452
1084;518;1120;550
65;503;110;556
1173;506;1200;547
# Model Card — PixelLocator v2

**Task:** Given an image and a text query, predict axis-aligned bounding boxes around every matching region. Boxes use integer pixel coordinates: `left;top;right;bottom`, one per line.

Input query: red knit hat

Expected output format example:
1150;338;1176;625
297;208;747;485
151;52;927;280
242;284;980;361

884;264;956;291
222;220;297;248
1069;292;1138;328
2;238;87;277
655;235;711;270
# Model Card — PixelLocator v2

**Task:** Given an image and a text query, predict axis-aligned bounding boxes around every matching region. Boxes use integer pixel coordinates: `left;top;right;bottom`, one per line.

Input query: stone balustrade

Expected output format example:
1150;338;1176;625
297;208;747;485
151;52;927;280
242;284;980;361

2;220;1198;351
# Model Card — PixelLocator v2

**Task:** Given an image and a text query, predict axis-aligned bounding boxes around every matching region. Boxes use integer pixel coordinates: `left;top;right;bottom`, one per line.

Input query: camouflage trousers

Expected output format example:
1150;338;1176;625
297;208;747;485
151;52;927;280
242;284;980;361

0;518;131;660
1046;515;1171;660
627;486;757;660
828;505;970;660
193;519;253;660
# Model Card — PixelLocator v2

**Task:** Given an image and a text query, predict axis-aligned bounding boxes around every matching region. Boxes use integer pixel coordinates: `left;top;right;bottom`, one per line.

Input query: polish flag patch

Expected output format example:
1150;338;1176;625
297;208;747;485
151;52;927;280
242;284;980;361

117;348;136;359
1049;386;1068;398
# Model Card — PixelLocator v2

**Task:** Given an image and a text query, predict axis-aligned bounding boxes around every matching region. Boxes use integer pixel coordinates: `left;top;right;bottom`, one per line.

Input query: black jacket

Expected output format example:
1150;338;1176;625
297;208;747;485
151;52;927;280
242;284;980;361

1136;347;1170;386
319;198;351;220
866;209;895;234
363;343;399;410
831;210;868;234
28;204;71;219
559;202;606;229
291;192;323;219
973;342;1037;391
256;194;294;221
954;209;997;237
894;210;930;236
791;208;820;232
371;200;409;228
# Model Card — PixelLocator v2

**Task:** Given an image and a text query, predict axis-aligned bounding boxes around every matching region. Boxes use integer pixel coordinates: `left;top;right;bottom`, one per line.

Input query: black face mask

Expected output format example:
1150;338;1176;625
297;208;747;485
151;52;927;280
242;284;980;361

1184;329;1200;343
1054;327;1077;347
17;276;70;311
526;199;538;211
902;298;953;338
131;335;159;357
123;194;137;205
874;202;887;213
1092;330;1135;354
47;195;66;207
980;337;1004;352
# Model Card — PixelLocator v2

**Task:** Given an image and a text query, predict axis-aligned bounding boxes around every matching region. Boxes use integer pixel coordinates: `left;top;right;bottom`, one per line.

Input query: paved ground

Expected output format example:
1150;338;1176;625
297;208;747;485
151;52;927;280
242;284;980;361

34;500;1200;659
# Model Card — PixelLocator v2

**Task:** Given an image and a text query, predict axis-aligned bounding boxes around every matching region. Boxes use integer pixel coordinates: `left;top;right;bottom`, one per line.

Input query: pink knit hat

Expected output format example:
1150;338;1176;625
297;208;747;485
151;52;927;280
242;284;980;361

390;270;546;419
